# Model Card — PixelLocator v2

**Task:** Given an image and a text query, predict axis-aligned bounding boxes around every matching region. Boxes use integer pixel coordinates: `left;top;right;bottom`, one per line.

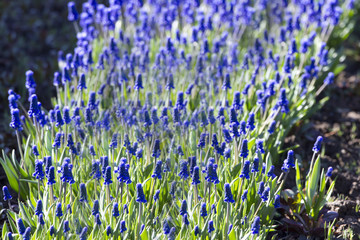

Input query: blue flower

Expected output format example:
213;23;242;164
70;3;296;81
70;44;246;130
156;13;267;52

241;190;248;202
183;214;189;225
170;181;177;198
251;216;261;235
109;133;118;149
178;160;189;180
154;190;160;202
152;160;163;180
230;122;240;138
35;199;43;215
223;128;232;143
208;220;215;233
205;162;219;184
67;2;78;21
208;107;216;124
56;203;63;218
179;200;187;216
106;226;112;236
197;132;207;148
104;166;113;185
38;213;45;225
152;139;161;158
268;120;276;134
256;139;265;154
211;204;216;214
258;181;265;195
194;226;200;236
50;226;55;236
78;73;87;90
90;160;101;181
324;72;334;85
25;70;36;89
117;160;132;184
120;220;127;232
10;108;23;131
224;183;235;203
134;74;143;90
177;145;184;156
47;166;56;185
55;109;64;127
312;136;323;153
277;88;289;114
79;183;87;203
2;186;12;201
112;202;119;217
17;218;26;235
287;150;295;168
89;145;96;156
240;120;246;135
79;227;88;240
63;107;71;124
53;132;62;149
222;73;231;90
163;220;171;235
326;167;333;177
64;220;70;233
169;227;176;240
240;160;250;179
176;91;186;110
261;187;270;202
88;91;98;111
95;213;101;225
23;227;31;240
92;200;99;216
191;166;200;185
246;112;255;131
200;202;207;218
136;183;147;203
33;159;44;180
28;95;40;118
240;139;249;159
267;165;276;178
252;157;259;173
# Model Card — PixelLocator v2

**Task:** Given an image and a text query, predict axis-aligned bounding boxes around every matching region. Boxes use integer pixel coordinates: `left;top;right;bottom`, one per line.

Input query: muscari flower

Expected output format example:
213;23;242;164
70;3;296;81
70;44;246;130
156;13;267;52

154;190;160;202
136;183;147;203
47;166;56;185
224;183;235;203
23;227;31;240
312;136;323;153
258;182;265;196
200;202;207;218
256;139;265;154
152;139;161;158
240;139;249;159
67;1;78;21
106;226;112;236
208;220;215;233
178;160;189;180
64;220;70;233
268;120;276;134
274;195;281;208
152;160;163;180
2;186;12;201
192;166;200;185
251;216;261;235
252;157;259;173
90;160;101;181
267;165;276;178
33;159;44;181
10;108;23;131
38;213;45;225
261;187;270;202
79;183;87;202
79;227;87;240
25;70;36;89
163;220;171;235
112;202;119;217
240;160;251;179
104;166;113;185
56;202;63;217
179;200;187;216
205;162;219;184
95;213;101;225
194;226;200;236
183;214;189;225
35;199;43;215
120;220;127;232
247;112;255;131
326;167;333;177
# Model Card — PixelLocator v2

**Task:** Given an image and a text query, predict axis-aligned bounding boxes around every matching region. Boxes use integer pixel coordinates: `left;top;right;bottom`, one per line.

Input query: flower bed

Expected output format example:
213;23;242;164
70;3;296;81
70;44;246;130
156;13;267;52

1;0;356;239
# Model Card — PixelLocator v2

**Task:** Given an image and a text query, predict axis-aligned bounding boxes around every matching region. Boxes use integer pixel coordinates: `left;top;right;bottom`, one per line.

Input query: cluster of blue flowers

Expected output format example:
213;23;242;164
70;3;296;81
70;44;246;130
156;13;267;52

2;0;349;238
